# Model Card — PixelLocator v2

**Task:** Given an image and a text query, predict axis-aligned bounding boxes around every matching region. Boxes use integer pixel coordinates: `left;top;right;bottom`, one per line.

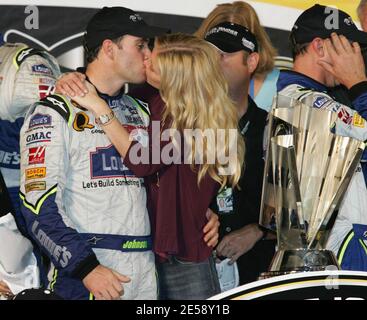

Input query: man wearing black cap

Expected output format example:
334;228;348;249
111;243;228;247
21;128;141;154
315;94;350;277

18;7;167;300
277;4;367;271
204;22;276;288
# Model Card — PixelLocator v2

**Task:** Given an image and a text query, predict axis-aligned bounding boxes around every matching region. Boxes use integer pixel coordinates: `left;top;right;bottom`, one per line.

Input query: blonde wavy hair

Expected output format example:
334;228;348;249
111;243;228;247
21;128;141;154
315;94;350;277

195;1;277;76
155;33;245;188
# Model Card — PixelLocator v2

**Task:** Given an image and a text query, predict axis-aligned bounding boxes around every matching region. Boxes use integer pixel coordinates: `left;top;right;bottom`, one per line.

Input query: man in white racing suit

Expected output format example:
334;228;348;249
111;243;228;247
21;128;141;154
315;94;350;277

20;92;155;300
277;5;367;270
0;42;60;223
19;7;168;300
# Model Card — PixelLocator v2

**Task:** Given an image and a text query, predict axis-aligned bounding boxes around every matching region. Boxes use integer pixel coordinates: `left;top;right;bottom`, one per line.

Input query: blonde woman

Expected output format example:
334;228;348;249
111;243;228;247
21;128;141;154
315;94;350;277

196;1;279;112
71;33;244;300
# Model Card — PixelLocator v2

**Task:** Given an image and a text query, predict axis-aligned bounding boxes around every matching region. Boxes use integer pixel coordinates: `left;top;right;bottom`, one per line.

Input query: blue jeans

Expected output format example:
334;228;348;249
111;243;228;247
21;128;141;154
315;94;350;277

156;255;220;300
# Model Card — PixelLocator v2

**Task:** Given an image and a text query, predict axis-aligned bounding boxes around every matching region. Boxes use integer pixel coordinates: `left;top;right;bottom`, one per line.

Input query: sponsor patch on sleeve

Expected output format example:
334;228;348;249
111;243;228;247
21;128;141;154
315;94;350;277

38;77;56;85
26;167;46;180
39;85;55;99
313;96;329;109
29;113;52;128
32;64;52;75
28;146;46;165
337;107;352;125
25;181;46;193
26;131;51;145
352;113;365;128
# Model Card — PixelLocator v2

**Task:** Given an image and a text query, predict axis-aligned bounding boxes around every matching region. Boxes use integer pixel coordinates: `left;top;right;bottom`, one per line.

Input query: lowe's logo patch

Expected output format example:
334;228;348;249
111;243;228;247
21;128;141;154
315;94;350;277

29;114;52;128
31;221;71;268
90;145;134;179
26;131;51;145
32;64;52;75
313;96;328;109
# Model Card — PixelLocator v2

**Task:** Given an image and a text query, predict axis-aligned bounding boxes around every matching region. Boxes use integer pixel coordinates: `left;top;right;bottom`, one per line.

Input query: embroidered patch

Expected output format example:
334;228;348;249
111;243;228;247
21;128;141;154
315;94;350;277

352;113;365;128
25;181;46;193
26;167;46;180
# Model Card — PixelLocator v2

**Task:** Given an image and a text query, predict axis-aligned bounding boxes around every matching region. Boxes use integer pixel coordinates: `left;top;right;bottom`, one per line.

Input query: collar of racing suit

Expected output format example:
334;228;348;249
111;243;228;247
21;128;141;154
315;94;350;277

277;70;328;93
76;67;125;101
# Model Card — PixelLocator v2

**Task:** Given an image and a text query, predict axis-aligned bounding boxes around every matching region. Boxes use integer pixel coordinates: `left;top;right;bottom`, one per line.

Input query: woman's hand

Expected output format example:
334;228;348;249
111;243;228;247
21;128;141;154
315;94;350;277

56;72;88;97
203;209;220;247
71;81;109;114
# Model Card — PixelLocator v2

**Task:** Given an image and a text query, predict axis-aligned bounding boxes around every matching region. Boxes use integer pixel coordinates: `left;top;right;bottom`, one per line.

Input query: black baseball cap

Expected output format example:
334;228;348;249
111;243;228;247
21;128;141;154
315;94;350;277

291;4;367;45
204;22;258;54
13;288;63;300
84;7;169;51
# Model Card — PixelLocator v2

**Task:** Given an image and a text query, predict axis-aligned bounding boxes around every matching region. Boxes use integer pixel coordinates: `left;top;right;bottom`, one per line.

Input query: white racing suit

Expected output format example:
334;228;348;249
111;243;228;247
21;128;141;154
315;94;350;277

0;212;40;297
0;43;60;222
19;93;156;300
277;70;367;271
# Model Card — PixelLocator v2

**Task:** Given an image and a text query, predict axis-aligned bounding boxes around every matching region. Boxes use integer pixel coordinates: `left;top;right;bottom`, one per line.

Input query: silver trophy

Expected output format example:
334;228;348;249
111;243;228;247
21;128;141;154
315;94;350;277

259;94;365;277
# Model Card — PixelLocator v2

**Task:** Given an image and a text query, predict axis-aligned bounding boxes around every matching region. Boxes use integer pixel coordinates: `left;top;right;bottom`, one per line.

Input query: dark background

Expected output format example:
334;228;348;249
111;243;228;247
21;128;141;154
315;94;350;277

0;5;292;65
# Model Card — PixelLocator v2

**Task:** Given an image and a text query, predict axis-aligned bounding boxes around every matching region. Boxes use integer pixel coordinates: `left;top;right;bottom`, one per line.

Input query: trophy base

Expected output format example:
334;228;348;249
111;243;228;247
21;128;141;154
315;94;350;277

258;249;339;280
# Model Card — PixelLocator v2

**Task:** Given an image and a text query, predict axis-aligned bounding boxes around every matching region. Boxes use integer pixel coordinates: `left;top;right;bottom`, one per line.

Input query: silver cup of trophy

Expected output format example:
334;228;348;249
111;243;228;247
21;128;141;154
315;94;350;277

259;94;365;278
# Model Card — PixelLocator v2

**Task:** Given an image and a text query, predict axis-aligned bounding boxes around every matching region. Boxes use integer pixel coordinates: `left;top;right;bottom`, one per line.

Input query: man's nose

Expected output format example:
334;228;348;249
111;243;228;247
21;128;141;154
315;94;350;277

143;47;152;59
143;57;151;68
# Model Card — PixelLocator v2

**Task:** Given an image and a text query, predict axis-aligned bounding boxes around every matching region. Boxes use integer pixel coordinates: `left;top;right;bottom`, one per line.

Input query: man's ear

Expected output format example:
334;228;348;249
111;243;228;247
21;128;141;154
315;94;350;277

247;52;259;74
101;39;115;60
310;37;324;57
